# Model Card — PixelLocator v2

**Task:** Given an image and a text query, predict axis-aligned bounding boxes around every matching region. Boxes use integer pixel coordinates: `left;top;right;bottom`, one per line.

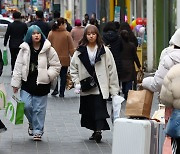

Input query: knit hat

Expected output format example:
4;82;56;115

75;19;81;26
23;25;46;44
169;28;180;47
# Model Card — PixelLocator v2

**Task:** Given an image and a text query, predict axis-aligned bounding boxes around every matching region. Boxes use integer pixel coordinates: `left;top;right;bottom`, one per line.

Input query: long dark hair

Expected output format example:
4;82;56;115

52;17;65;31
120;30;129;42
103;21;116;32
119;22;138;47
79;25;103;49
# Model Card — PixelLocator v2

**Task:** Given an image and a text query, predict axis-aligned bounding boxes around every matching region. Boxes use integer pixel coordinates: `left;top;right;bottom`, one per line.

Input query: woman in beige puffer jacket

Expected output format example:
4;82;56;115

160;64;180;153
160;64;180;109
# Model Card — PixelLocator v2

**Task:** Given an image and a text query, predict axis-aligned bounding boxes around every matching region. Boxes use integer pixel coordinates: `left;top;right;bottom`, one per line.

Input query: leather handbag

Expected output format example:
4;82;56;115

80;76;97;92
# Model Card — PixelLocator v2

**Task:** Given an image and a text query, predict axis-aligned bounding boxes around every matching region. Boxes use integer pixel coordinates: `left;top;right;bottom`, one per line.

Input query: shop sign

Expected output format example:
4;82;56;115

65;10;72;24
114;6;120;22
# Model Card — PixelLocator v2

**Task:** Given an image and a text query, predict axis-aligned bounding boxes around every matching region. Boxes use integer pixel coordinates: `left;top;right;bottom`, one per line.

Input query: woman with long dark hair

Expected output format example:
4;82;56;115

119;30;141;100
70;25;120;143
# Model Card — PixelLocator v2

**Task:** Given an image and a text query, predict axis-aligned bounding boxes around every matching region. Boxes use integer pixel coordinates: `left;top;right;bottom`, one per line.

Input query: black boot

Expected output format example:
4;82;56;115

0;120;7;133
89;132;96;140
51;91;58;96
94;131;102;143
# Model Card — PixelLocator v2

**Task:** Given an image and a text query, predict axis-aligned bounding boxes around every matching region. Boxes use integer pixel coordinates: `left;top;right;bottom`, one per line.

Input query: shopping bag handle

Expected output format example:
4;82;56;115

12;95;20;102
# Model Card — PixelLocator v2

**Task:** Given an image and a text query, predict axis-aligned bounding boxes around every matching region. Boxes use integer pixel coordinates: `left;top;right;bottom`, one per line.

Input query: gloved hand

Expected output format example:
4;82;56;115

74;83;81;94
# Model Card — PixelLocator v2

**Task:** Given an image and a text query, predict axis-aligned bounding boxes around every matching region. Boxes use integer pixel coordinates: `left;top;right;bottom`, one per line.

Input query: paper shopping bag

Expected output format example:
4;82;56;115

0;83;7;109
3;47;8;66
125;89;154;118
66;72;74;90
5;95;24;125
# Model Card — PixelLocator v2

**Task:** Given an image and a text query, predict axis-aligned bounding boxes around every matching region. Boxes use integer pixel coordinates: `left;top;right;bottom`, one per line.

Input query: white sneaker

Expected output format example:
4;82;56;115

33;134;42;141
28;127;33;136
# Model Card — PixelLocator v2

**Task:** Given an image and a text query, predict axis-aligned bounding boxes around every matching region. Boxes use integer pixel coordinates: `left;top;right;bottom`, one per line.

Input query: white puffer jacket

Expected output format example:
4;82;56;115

142;48;180;92
160;64;180;109
11;39;61;88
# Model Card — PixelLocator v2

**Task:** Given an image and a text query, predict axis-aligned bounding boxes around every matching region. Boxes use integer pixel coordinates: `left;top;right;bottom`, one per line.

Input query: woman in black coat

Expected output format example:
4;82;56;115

102;21;123;86
119;30;141;100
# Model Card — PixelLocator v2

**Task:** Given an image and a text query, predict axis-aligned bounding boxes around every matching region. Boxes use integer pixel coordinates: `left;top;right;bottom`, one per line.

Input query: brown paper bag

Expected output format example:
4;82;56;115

125;89;153;118
66;72;74;90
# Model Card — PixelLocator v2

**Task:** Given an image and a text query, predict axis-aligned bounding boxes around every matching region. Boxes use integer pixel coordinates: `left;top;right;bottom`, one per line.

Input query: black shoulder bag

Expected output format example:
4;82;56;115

80;73;97;92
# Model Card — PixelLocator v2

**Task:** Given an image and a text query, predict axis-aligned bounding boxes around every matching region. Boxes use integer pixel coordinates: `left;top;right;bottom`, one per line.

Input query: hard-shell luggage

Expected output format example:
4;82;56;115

112;118;164;154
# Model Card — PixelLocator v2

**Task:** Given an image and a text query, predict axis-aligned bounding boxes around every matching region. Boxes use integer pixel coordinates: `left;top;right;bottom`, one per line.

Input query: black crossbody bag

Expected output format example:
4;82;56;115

80;74;97;92
79;48;102;92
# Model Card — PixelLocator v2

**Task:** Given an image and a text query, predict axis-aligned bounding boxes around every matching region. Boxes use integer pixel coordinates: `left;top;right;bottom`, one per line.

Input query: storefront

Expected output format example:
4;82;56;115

126;0;178;71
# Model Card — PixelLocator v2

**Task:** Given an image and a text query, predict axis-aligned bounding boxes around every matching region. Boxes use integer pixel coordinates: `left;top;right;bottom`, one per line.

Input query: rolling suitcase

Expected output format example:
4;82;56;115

112;118;163;154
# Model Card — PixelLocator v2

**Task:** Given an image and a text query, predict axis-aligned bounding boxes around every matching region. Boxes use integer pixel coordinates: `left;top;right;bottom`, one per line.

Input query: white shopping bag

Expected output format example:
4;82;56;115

0;83;7;109
152;104;165;124
5;95;25;125
112;95;125;122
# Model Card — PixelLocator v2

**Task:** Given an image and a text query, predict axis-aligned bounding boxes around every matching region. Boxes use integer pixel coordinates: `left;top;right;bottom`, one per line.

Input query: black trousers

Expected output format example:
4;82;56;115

10;48;20;71
53;66;68;95
122;81;133;100
0;120;6;129
172;138;180;154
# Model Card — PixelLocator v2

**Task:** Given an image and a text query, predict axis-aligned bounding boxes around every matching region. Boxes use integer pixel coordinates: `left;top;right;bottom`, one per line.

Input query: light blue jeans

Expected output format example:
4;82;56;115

20;90;48;136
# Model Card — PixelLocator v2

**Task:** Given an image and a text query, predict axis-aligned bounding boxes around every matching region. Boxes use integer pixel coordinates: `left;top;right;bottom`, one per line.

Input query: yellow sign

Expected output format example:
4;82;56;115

65;10;72;24
46;2;50;9
13;0;18;5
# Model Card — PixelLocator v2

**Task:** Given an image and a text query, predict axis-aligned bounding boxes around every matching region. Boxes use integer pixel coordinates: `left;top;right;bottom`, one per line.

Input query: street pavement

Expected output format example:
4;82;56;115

0;43;159;154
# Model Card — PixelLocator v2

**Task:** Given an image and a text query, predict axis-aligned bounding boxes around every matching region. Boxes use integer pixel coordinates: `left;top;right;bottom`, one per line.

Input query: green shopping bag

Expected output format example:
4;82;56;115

3;47;8;66
0;83;7;109
5;95;24;125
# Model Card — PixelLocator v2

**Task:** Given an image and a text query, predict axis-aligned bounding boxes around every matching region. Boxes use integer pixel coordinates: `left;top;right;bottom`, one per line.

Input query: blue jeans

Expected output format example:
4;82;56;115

166;109;180;138
20;90;48;135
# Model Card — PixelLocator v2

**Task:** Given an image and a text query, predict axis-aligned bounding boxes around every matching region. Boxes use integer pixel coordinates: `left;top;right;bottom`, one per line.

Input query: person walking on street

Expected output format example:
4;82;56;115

142;28;180;153
119;30;141;100
119;22;139;90
71;19;84;49
4;11;28;71
90;12;100;30
31;10;50;38
48;17;75;97
48;11;60;29
11;25;61;141
160;64;180;154
102;21;123;88
70;25;120;143
82;13;89;27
